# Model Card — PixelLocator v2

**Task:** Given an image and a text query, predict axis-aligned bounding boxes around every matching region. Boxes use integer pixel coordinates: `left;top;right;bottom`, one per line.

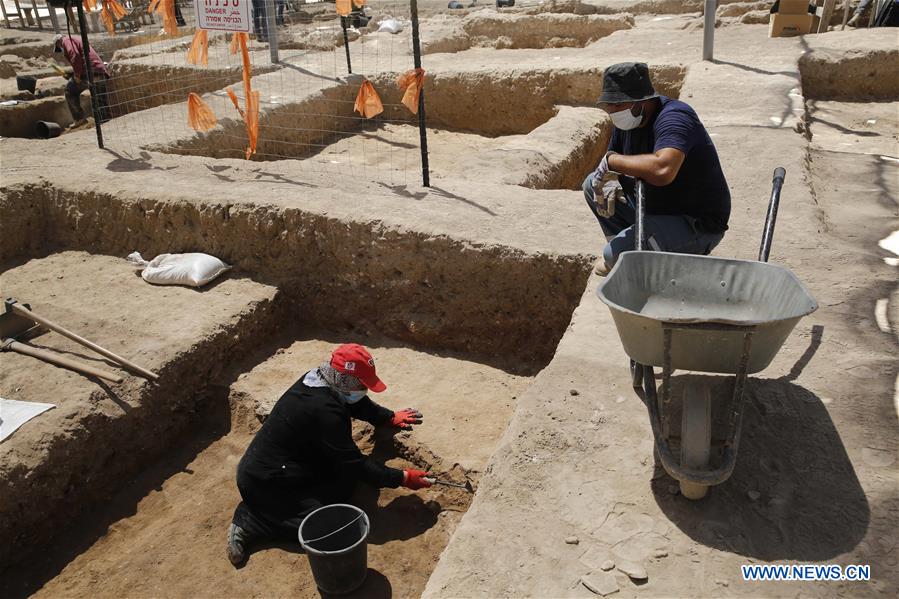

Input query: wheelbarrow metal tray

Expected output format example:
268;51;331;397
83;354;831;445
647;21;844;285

597;252;817;374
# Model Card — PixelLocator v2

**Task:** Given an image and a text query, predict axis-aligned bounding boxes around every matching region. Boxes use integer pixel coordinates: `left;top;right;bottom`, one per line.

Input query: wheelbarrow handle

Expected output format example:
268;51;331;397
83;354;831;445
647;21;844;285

758;167;786;263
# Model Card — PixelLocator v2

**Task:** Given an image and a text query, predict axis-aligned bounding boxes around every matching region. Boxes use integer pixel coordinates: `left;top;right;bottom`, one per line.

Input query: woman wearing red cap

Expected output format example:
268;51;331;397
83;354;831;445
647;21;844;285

226;343;430;566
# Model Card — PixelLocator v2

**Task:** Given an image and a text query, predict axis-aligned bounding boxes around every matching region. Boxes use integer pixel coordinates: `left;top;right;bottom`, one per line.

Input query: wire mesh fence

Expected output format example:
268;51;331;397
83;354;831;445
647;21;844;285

62;0;436;186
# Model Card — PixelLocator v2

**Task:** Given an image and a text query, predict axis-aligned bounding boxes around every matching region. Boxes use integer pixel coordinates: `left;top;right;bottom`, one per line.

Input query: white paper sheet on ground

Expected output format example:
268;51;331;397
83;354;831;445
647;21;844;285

0;398;56;442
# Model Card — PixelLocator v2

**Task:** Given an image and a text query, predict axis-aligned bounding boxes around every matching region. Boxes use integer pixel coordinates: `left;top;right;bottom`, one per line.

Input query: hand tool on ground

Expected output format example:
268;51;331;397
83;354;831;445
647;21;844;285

424;477;474;492
2;298;159;380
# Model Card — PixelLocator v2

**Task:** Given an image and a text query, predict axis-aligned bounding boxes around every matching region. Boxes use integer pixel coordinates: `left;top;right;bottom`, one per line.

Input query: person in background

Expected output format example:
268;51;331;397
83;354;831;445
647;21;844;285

53;34;110;125
583;62;730;275
226;343;430;566
252;0;268;42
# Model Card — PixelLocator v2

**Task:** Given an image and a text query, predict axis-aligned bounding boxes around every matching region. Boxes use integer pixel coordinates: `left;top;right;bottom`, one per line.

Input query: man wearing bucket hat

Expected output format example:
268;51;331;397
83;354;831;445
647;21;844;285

226;343;431;566
584;62;730;275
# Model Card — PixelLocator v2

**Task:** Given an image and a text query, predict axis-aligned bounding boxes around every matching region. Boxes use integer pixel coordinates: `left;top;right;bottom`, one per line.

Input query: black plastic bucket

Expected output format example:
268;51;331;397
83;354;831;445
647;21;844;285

298;504;369;595
16;76;36;94
36;121;62;139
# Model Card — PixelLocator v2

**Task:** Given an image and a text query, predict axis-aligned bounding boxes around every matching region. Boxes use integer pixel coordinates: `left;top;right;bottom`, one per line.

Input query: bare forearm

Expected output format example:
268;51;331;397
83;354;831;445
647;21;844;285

607;152;678;187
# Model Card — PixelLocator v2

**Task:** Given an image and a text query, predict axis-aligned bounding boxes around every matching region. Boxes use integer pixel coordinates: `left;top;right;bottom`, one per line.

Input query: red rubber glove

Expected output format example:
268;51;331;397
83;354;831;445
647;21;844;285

402;469;432;490
390;408;423;430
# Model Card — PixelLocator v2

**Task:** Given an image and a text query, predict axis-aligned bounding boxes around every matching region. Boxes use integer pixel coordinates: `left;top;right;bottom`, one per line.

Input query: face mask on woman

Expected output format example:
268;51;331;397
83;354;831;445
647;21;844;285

610;103;644;130
340;389;368;404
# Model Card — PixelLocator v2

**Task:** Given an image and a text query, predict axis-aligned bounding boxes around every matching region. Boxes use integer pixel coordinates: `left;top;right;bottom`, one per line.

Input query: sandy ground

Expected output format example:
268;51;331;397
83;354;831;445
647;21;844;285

0;8;896;599
23;337;527;598
312;123;511;182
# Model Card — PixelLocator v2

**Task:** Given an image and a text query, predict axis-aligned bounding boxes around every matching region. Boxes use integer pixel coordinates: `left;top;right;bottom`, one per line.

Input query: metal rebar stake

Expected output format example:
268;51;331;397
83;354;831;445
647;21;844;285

410;0;430;187
75;0;103;148
702;0;715;61
341;16;352;73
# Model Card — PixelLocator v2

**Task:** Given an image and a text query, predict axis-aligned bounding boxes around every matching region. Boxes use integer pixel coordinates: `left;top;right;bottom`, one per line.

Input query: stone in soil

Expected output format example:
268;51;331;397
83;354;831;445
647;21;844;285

600;559;615;571
565;536;580;544
581;571;619;596
617;560;648;581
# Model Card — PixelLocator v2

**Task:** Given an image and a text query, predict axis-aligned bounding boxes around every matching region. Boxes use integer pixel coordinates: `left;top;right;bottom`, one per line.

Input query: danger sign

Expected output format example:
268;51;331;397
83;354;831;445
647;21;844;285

194;0;251;32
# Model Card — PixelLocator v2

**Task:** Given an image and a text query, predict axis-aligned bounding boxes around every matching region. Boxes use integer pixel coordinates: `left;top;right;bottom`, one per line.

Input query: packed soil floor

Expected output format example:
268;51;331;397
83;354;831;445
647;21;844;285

1;2;897;598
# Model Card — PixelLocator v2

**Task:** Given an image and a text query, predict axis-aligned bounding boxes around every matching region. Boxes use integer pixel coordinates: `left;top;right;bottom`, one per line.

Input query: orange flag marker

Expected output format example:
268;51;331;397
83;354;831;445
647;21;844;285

354;80;384;119
336;0;351;16
397;68;425;114
187;93;218;132
187;29;209;66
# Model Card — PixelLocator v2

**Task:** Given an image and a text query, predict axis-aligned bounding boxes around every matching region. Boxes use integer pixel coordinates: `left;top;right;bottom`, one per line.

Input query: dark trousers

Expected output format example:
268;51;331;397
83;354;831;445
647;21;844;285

252;0;268;40
65;73;110;122
582;174;724;268
232;469;356;543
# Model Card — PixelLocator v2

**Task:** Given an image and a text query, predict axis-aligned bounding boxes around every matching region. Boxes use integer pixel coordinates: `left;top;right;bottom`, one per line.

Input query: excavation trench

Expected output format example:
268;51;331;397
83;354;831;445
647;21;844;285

152;66;685;190
0;183;590;594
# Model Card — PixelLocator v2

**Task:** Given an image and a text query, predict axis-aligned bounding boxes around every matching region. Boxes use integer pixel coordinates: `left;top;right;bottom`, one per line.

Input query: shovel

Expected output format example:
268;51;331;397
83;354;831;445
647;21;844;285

1;298;158;382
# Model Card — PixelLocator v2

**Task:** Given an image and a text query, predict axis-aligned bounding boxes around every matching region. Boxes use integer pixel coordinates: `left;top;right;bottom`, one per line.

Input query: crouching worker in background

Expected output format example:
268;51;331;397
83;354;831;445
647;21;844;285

53;34;110;125
226;343;429;566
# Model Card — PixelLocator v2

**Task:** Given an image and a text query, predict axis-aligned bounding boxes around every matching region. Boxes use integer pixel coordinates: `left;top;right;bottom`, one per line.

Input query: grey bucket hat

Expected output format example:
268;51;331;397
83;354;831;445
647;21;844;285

597;62;658;104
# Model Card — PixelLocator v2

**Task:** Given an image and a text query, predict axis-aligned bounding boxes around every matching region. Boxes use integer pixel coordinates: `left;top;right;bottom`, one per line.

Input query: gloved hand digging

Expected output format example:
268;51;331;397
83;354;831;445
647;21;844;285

390;408;423;430
402;469;432;490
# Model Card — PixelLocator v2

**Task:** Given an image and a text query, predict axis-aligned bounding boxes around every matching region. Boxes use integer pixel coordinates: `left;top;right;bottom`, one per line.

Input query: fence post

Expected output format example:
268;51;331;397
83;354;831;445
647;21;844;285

264;0;278;63
702;0;715;61
75;0;103;148
409;0;429;187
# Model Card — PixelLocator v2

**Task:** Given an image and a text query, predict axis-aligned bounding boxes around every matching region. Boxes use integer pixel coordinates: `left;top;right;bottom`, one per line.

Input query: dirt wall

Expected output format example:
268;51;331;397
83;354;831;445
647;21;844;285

0;183;591;374
800;30;899;101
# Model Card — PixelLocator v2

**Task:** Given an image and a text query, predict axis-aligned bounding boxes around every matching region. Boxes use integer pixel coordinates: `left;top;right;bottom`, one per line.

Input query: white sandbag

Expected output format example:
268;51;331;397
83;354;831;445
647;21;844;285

127;251;230;288
378;18;404;33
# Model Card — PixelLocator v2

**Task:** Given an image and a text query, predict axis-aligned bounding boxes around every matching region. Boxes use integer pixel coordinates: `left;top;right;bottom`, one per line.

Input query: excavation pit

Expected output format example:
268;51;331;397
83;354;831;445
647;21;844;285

0;252;536;597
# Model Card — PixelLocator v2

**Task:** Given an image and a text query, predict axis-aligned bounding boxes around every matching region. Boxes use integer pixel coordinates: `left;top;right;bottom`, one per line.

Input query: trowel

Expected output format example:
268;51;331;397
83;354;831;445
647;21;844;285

424;477;474;493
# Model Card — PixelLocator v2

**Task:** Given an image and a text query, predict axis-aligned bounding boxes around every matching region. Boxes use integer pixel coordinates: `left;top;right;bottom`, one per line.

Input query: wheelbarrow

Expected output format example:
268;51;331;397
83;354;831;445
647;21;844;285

596;168;818;499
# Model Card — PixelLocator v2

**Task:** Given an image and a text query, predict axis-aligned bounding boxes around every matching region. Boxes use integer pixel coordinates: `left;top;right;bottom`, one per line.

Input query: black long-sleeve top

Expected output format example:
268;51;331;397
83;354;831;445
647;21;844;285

237;374;404;489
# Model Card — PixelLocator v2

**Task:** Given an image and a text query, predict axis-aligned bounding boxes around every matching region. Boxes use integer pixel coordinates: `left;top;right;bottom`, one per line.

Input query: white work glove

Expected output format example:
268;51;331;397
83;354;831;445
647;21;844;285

592;151;618;182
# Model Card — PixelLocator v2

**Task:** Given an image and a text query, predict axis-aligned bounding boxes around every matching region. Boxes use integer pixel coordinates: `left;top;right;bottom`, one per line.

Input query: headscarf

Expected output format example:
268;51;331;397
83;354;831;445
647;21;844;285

317;361;366;394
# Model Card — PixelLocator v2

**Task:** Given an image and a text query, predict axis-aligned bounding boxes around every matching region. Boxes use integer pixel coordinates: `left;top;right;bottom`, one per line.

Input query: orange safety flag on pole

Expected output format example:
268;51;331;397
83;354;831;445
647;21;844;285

187;93;218;132
83;0;97;12
397;68;425;115
229;32;242;55
354;80;383;119
225;33;259;159
99;0;126;35
352;0;366;7
148;0;179;36
245;90;260;159
187;29;209;66
336;0;351;16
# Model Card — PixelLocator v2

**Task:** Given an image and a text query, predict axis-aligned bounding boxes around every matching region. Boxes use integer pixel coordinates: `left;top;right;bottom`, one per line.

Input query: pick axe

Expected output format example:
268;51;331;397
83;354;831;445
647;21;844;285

1;298;158;383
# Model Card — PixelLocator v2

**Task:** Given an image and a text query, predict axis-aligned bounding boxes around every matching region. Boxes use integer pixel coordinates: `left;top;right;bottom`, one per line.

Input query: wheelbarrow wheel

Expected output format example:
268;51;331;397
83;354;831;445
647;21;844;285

680;384;712;500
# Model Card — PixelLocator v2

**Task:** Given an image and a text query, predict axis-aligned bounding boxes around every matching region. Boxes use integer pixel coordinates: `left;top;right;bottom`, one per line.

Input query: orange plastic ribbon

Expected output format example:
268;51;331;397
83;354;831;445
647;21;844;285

225;33;258;159
187;93;218;132
352;0;366;7
187;29;209;66
226;88;245;119
229;32;241;55
99;0;126;35
354;80;383;119
336;0;351;16
83;0;97;11
148;0;178;36
397;68;425;115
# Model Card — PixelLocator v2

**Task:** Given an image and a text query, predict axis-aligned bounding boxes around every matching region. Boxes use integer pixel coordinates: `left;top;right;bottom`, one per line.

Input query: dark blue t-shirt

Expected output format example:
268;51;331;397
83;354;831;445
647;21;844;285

609;96;730;233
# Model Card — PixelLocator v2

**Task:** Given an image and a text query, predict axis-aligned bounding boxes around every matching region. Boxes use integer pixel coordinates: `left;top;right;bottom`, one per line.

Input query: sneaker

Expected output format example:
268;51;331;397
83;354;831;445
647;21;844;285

227;523;249;566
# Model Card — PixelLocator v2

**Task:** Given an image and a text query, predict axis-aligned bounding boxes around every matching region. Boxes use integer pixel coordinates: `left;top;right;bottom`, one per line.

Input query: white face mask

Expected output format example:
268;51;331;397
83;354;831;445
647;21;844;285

341;389;367;404
609;104;644;130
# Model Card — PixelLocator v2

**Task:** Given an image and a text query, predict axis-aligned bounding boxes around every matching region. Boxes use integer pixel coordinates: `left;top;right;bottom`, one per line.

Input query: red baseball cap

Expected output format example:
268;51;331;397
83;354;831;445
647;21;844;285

330;343;386;392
